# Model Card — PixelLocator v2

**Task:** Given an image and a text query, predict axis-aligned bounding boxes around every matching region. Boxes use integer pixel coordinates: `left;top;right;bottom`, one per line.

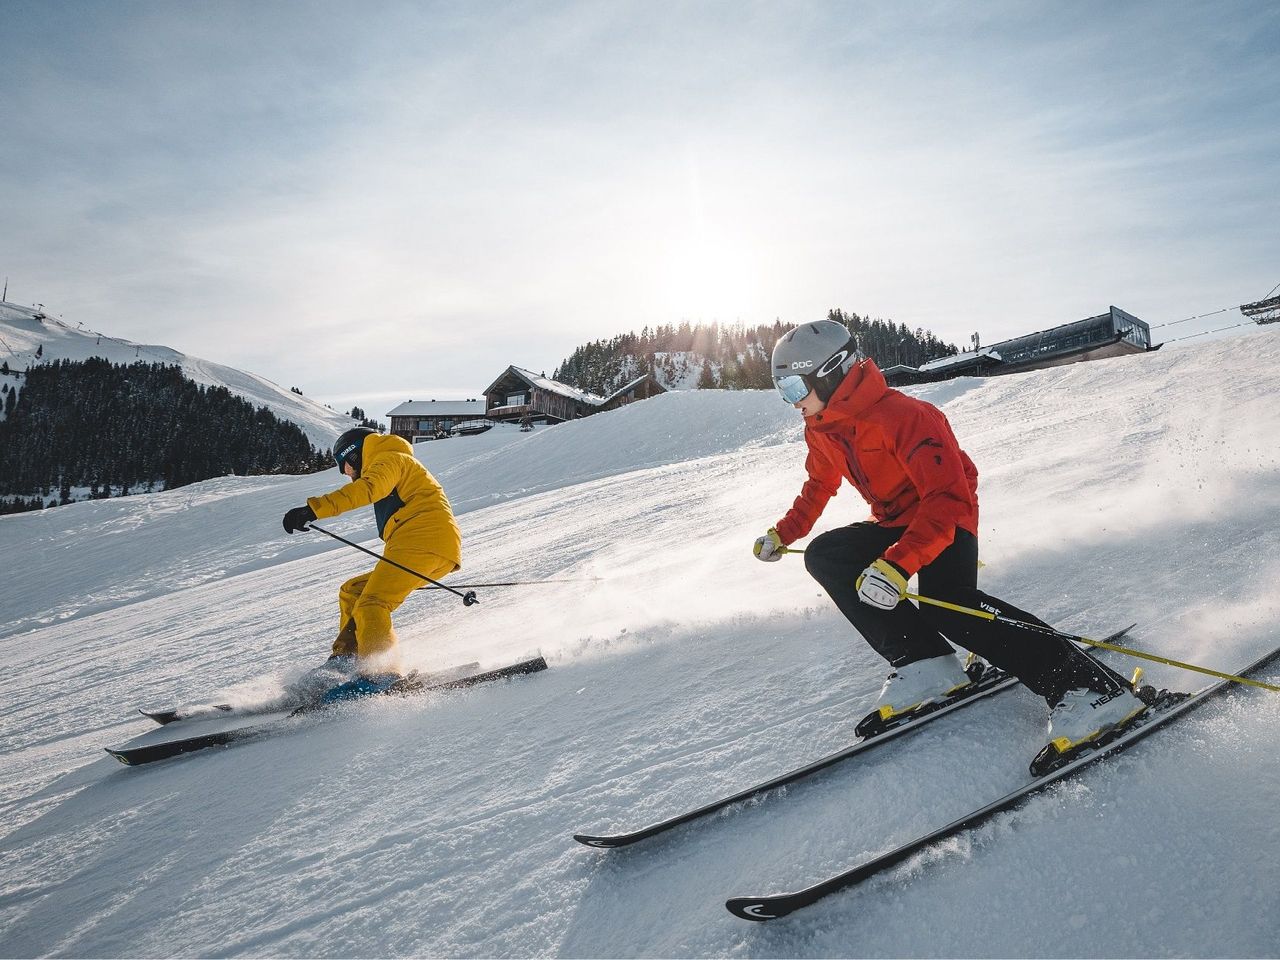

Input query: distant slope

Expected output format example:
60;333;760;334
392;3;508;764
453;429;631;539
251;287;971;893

0;393;801;638
0;301;354;448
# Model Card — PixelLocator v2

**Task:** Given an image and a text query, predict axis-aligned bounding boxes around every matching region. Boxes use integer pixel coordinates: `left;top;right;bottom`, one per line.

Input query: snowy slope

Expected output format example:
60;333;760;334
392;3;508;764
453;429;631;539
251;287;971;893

0;301;354;448
2;329;1279;957
652;350;711;390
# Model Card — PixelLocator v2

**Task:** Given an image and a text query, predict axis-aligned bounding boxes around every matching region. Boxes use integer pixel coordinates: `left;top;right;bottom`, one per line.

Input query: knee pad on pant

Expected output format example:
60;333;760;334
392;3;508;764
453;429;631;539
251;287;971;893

803;533;844;578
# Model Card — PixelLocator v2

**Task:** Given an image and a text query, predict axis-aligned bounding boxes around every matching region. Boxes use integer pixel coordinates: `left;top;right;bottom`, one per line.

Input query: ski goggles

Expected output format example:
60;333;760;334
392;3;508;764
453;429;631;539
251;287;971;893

774;374;813;404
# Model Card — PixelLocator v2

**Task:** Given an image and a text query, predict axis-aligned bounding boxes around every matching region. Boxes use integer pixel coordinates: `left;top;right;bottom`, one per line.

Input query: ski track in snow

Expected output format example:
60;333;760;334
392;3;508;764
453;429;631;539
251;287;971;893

2;330;1280;957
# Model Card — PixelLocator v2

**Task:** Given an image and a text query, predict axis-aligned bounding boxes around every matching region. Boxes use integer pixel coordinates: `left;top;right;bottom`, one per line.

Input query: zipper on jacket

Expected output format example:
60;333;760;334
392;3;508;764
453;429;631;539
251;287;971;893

835;433;876;504
835;432;909;522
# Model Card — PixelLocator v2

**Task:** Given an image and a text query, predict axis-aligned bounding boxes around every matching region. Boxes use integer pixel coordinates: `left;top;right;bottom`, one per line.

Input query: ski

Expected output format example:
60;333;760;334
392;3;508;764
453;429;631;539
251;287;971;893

139;703;234;725
106;656;547;766
724;641;1280;922
139;661;484;725
573;626;1134;848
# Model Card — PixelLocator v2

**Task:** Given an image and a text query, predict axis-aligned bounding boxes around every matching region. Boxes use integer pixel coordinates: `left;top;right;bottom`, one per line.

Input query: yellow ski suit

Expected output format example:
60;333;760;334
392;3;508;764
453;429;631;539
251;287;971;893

306;433;462;663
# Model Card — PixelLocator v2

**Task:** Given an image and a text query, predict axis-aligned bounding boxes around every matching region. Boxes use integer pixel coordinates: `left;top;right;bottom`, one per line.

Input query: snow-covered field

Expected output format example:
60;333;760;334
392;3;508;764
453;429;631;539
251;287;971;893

2;329;1279;958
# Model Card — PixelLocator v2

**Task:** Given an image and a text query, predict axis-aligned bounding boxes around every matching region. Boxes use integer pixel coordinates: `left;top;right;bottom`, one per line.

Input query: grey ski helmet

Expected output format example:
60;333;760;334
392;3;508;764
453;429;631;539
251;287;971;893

333;426;377;477
771;320;859;403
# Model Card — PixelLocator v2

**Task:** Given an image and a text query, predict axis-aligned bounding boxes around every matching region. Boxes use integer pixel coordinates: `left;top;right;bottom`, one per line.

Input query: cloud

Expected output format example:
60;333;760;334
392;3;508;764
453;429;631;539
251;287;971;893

1;0;1277;410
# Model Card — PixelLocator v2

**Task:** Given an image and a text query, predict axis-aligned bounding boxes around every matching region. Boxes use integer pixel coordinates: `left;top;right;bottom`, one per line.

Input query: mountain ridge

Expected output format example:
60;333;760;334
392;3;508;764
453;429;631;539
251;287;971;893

0;301;355;448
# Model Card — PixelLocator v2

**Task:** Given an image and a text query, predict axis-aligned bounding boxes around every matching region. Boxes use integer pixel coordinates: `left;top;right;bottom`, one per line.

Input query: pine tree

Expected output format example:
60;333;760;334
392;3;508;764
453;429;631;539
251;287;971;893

697;359;717;388
551;312;957;395
0;359;334;512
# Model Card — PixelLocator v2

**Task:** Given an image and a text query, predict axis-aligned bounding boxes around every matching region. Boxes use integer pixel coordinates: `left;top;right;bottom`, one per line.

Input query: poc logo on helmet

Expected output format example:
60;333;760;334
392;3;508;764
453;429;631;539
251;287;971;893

790;360;814;369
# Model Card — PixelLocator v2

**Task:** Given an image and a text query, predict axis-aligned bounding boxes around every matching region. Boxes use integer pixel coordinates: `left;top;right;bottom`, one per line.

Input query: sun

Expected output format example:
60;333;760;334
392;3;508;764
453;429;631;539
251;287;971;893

662;228;760;322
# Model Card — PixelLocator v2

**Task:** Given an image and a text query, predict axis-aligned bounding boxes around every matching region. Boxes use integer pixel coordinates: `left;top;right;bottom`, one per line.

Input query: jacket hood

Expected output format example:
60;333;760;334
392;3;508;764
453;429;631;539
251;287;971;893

811;358;889;429
363;432;415;460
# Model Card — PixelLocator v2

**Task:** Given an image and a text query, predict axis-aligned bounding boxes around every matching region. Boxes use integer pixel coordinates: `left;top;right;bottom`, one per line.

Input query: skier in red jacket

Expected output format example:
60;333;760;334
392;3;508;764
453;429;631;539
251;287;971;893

755;319;1145;756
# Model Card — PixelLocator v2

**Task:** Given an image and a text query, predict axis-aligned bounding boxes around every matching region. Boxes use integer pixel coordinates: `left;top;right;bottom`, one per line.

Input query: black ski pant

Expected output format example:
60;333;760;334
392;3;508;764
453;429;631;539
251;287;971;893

803;522;1129;704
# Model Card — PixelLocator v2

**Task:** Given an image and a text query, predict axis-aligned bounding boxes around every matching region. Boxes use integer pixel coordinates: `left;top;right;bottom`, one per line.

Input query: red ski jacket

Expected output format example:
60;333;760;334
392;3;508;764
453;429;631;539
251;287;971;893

774;359;979;576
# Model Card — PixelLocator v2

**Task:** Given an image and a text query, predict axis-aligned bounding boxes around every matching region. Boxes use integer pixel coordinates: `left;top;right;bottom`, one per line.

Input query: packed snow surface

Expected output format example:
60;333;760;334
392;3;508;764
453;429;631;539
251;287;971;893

2;329;1279;957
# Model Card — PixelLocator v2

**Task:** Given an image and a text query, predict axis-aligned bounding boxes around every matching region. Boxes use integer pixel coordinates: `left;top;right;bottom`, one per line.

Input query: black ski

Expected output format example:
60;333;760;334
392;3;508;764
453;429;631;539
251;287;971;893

574;626;1134;848
106;656;547;766
139;703;234;725
139;661;483;725
725;641;1280;921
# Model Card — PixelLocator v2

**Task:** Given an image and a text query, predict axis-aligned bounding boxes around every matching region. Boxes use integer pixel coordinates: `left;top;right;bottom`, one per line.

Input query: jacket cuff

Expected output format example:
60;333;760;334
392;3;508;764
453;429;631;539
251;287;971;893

879;551;914;579
883;557;910;580
306;495;334;519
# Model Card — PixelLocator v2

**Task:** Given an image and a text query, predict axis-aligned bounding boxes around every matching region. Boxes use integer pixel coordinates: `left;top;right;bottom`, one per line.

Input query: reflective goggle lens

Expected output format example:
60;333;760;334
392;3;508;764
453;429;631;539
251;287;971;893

775;374;811;404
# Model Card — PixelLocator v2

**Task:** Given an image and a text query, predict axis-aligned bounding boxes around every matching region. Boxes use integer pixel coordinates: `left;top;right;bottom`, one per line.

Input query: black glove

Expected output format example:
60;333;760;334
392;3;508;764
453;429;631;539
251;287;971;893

282;505;317;534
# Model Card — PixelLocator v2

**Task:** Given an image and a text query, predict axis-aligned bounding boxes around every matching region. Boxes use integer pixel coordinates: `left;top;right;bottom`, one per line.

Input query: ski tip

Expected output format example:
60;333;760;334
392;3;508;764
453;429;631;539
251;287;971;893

138;703;233;725
573;833;626;848
139;707;179;724
725;897;785;922
104;747;134;766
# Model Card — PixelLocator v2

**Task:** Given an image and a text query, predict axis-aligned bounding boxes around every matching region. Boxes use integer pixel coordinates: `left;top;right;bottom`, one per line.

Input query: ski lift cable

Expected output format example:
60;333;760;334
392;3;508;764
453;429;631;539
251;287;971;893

1150;305;1239;329
1150;278;1280;333
1160;319;1259;344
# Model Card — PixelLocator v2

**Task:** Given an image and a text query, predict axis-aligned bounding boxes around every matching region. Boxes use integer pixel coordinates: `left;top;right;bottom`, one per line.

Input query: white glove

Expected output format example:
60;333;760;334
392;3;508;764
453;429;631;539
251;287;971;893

753;528;785;562
856;558;908;609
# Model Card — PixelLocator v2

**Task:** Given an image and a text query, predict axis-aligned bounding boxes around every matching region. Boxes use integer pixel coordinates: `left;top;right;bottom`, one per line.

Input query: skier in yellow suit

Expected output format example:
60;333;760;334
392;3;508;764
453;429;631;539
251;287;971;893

282;427;462;700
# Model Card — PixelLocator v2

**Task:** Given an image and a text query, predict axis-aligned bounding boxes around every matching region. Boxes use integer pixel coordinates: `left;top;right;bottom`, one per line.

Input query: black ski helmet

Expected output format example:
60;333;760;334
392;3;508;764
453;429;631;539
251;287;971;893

333;427;377;477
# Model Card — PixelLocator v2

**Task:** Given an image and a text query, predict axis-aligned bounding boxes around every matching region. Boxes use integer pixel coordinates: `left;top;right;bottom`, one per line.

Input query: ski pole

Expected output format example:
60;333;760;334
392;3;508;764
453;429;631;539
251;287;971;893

909;592;1280;694
416;577;602;592
776;545;1274;689
306;522;479;607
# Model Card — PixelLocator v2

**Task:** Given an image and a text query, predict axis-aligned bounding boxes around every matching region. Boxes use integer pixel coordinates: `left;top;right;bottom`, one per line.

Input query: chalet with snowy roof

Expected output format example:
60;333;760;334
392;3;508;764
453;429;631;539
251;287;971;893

386;399;487;441
598;372;667;412
883;306;1159;386
482;366;607;425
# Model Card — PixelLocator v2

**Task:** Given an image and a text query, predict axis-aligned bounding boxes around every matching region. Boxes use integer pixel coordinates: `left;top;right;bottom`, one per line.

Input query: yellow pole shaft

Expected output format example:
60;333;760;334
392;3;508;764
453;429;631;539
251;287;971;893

907;592;1280;694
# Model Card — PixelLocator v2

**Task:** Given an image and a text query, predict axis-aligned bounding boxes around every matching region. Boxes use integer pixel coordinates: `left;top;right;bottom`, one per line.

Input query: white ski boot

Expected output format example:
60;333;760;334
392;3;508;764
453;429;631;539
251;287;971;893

874;653;974;722
1046;684;1147;755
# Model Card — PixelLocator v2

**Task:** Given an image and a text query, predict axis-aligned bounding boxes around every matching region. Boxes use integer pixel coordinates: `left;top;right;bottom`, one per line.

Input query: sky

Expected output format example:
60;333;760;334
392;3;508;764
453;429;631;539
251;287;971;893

2;0;1277;417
